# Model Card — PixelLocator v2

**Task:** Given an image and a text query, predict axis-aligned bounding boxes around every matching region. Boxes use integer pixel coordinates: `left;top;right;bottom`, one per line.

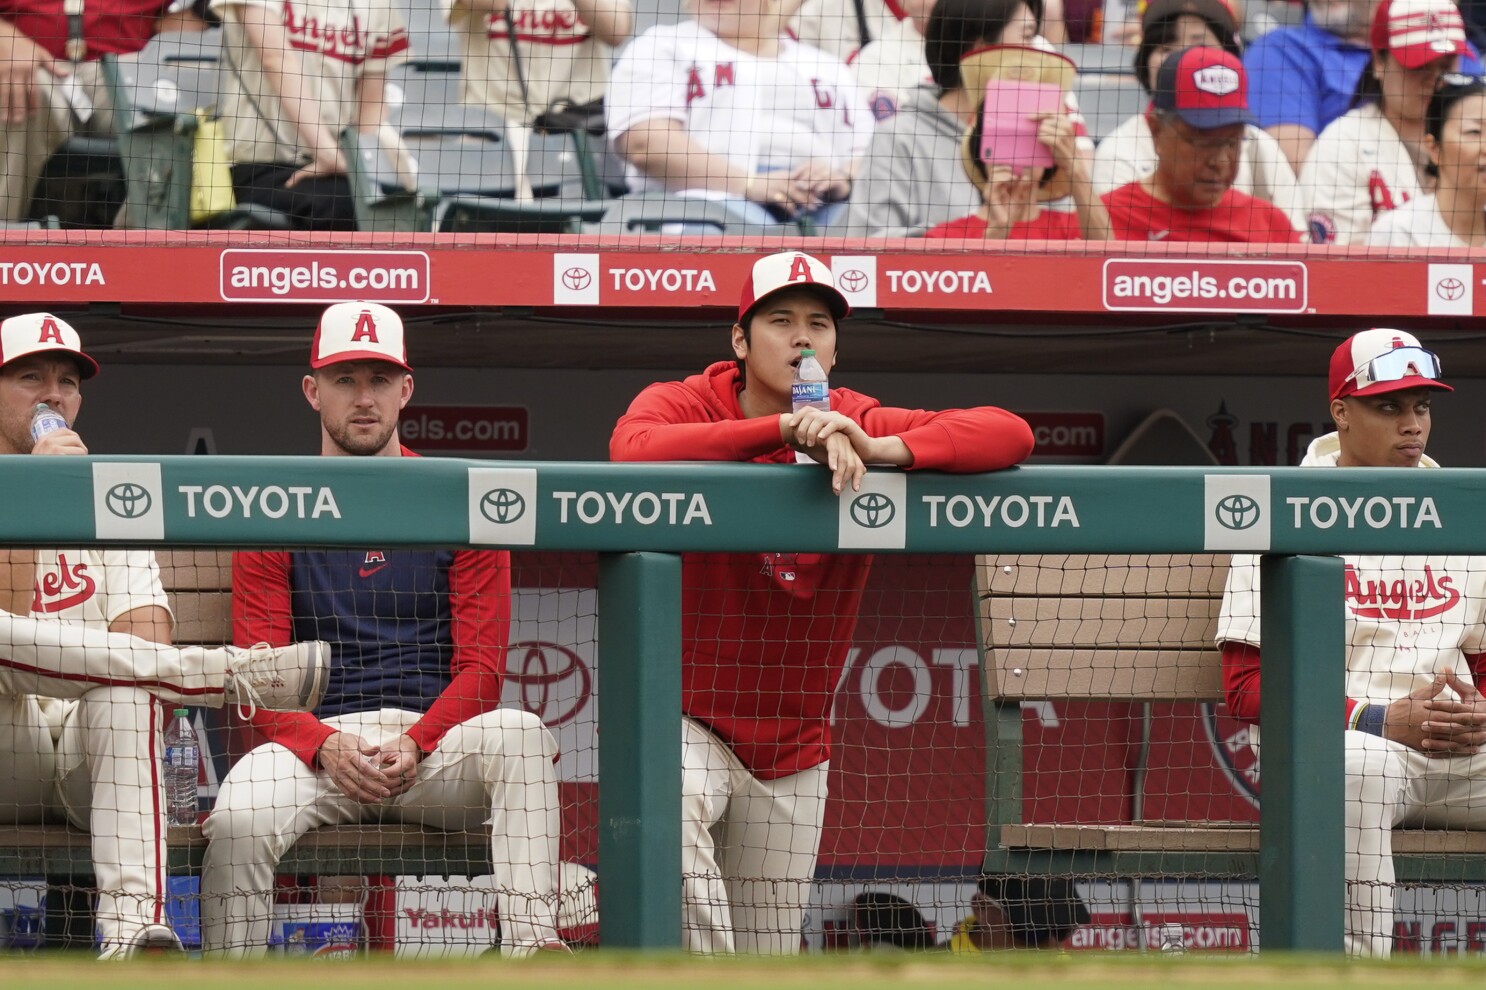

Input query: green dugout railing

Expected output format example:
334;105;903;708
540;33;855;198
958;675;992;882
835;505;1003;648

8;455;1479;951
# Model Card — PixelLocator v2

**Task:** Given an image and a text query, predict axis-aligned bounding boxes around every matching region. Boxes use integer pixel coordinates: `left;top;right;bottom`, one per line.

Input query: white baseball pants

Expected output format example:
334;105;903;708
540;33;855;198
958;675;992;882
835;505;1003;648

0;690;169;957
199;707;563;957
681;717;829;954
1345;730;1486;957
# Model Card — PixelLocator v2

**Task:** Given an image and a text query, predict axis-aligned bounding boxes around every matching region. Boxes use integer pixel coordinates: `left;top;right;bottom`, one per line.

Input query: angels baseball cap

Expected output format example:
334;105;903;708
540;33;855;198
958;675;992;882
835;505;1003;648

311;302;411;372
1152;46;1253;129
0;312;99;378
1329;328;1451;401
1141;0;1238;34
737;252;850;324
1371;0;1468;69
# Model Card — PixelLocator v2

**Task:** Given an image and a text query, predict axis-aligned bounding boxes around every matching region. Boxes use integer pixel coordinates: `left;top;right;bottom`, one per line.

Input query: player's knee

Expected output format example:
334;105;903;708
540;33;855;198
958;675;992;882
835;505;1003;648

76;685;156;725
472;707;556;758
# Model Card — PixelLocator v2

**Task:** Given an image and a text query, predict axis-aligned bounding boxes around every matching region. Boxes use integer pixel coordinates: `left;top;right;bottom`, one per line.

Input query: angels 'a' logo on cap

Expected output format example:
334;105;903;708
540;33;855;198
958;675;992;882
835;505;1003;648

351;309;380;343
1192;65;1240;96
787;255;815;283
36;317;64;345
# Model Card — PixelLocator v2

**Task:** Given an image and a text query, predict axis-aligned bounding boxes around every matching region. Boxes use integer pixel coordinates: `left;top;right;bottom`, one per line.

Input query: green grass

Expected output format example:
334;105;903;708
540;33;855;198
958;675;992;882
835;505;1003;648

6;953;1486;990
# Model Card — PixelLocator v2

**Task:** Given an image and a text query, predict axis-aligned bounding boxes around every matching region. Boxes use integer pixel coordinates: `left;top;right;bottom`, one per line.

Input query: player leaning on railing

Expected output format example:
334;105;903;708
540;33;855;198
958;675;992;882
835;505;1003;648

0;312;328;958
610;250;1035;953
1218;328;1486;957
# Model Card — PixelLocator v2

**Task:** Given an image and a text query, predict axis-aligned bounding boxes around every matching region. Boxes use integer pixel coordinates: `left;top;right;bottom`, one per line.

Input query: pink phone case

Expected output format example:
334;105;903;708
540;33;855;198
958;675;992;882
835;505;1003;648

979;80;1064;172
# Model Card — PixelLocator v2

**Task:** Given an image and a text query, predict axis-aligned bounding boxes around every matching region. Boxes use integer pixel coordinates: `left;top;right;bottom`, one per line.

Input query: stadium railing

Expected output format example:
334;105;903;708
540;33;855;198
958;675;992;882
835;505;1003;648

1;456;1467;952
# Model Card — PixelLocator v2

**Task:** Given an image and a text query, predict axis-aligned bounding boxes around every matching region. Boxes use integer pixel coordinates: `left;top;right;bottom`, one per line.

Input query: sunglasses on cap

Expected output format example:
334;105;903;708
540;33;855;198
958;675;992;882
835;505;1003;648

1441;73;1486;87
1345;346;1443;391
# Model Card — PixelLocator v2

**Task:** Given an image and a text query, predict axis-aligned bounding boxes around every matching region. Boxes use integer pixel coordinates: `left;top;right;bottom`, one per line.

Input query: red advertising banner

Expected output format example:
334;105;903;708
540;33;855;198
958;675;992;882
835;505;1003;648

401;405;530;453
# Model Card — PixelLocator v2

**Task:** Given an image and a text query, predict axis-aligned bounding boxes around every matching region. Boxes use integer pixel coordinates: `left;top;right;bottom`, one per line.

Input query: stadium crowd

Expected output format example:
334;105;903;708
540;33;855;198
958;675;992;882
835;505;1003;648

2;0;1485;243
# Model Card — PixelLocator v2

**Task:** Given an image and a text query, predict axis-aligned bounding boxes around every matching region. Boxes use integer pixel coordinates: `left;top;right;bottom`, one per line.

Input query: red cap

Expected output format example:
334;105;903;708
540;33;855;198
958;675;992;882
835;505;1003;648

737;252;850;323
1370;0;1468;69
1328;329;1452;401
1151;46;1253;129
311;302;412;372
0;312;99;378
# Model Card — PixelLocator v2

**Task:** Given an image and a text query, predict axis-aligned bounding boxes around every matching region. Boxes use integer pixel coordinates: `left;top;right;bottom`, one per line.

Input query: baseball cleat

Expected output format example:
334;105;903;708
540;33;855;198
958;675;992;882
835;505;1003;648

224;640;330;716
107;923;184;959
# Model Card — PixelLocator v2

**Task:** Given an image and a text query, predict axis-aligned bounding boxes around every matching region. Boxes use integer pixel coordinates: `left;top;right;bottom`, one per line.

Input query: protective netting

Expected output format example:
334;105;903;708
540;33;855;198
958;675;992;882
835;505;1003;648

2;0;1482;245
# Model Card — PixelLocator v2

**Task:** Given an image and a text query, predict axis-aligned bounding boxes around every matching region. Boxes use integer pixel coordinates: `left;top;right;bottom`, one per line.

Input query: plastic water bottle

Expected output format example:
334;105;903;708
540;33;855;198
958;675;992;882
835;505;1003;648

29;403;67;443
1158;922;1187;954
791;349;830;464
163;709;199;827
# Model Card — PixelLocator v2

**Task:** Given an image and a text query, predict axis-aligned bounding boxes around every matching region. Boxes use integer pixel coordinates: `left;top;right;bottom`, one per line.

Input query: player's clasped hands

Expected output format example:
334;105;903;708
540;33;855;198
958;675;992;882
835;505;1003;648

1386;669;1486;756
319;731;419;803
785;407;870;496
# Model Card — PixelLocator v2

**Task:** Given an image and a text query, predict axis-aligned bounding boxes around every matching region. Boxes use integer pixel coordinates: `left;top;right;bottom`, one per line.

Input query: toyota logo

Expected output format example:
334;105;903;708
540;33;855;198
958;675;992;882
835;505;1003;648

507;641;592;726
849;492;896;529
1436;277;1466;301
105;483;152;519
1214;494;1261;531
838;269;869;293
480;488;526;524
561;267;592;291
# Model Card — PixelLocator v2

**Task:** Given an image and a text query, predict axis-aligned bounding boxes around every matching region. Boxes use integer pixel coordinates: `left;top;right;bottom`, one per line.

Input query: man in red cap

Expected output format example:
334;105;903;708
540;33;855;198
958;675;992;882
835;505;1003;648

0;311;328;958
1103;46;1301;243
207;302;569;958
610;251;1034;953
1218;329;1483;957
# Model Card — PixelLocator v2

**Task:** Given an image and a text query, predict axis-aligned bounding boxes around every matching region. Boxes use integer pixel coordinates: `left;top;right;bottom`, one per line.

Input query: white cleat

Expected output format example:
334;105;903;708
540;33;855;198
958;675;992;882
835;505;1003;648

98;923;184;960
224;640;330;716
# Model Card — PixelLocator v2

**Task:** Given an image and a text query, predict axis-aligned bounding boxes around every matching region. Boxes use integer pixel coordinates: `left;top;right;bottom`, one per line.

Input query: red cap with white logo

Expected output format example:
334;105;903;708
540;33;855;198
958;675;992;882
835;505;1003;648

1151;46;1253;129
0;312;99;379
1370;0;1468;69
311;302;412;372
1329;328;1452;400
737;252;851;324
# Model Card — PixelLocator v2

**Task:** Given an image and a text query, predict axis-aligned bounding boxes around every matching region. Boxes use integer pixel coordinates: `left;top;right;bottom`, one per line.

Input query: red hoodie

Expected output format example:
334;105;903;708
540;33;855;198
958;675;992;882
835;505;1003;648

610;361;1033;778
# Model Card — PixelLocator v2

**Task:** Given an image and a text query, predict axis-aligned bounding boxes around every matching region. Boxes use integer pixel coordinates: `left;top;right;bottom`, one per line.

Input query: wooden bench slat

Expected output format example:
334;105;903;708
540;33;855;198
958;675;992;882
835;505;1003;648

1001;824;1486;855
988;648;1222;701
157;549;233;592
977;555;1231;597
168;593;233;646
983;597;1219;650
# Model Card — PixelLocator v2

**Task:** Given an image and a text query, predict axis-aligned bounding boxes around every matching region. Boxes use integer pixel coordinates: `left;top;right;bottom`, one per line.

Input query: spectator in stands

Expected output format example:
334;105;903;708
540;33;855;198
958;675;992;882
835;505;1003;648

1218;327;1477;957
1369;72;1486;245
610;251;1033;953
605;0;873;227
1104;47;1300;242
925;70;1110;238
948;875;1090;951
212;0;418;230
0;0;172;221
1244;0;1482;170
202;303;567;958
442;0;633;126
785;0;1063;62
0;314;327;958
851;0;938;120
838;0;1059;236
850;892;939;950
1301;0;1468;244
1092;0;1304;232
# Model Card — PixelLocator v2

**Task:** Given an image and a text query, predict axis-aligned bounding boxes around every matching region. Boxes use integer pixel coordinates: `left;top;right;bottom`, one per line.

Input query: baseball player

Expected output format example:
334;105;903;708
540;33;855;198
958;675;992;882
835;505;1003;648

202;302;567;958
1299;0;1468;244
605;0;873;225
609;252;1035;953
0;311;328;958
1218;328;1486;957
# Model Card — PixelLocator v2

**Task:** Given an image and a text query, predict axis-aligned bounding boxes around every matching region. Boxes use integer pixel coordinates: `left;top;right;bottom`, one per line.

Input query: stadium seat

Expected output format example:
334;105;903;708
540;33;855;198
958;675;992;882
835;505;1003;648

24;136;126;229
1073;72;1147;143
1062;42;1135;76
583;192;802;236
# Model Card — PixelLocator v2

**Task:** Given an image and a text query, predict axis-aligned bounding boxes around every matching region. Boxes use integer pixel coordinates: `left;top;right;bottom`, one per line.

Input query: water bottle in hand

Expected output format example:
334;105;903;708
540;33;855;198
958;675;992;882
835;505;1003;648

791;349;830;464
29;403;67;444
163;709;199;827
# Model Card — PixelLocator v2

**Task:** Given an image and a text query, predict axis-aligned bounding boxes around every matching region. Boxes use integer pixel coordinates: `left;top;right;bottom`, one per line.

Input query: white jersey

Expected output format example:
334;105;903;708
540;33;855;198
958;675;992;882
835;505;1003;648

444;0;614;125
1299;103;1428;246
1093;113;1306;233
606;22;873;194
850;16;929;121
1217;432;1486;709
30;549;171;627
1367;194;1469;248
788;0;898;61
213;0;410;165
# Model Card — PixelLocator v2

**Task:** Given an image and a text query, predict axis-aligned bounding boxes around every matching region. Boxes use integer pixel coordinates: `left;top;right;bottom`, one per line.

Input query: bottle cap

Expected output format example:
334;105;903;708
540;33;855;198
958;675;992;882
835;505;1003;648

173;708;189;716
801;349;815;357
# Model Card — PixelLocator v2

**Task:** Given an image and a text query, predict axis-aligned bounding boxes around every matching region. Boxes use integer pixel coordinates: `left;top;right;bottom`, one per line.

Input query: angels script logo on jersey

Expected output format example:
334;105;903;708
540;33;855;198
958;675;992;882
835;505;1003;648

1191;65;1239;96
32;553;96;613
1345;563;1460;621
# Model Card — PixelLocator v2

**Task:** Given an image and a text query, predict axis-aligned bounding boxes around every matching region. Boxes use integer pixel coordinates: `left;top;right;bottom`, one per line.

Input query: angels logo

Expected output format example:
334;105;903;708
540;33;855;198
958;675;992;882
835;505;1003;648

32;553;97;613
1202;703;1259;808
1345;563;1460;621
1192;65;1240;96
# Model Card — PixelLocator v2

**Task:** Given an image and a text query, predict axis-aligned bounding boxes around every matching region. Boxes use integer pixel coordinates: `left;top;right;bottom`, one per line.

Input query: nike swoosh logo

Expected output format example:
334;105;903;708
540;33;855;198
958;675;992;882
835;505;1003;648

359;563;389;578
1148;230;1170;241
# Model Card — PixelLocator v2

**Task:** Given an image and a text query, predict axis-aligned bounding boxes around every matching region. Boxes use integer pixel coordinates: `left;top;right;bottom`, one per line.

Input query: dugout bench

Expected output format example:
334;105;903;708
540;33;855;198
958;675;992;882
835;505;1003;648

0;550;488;944
975;553;1486;885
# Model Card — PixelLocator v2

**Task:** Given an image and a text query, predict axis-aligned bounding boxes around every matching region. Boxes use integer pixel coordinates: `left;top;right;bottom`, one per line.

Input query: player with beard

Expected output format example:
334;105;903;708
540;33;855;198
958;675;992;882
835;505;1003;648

202;302;569;957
